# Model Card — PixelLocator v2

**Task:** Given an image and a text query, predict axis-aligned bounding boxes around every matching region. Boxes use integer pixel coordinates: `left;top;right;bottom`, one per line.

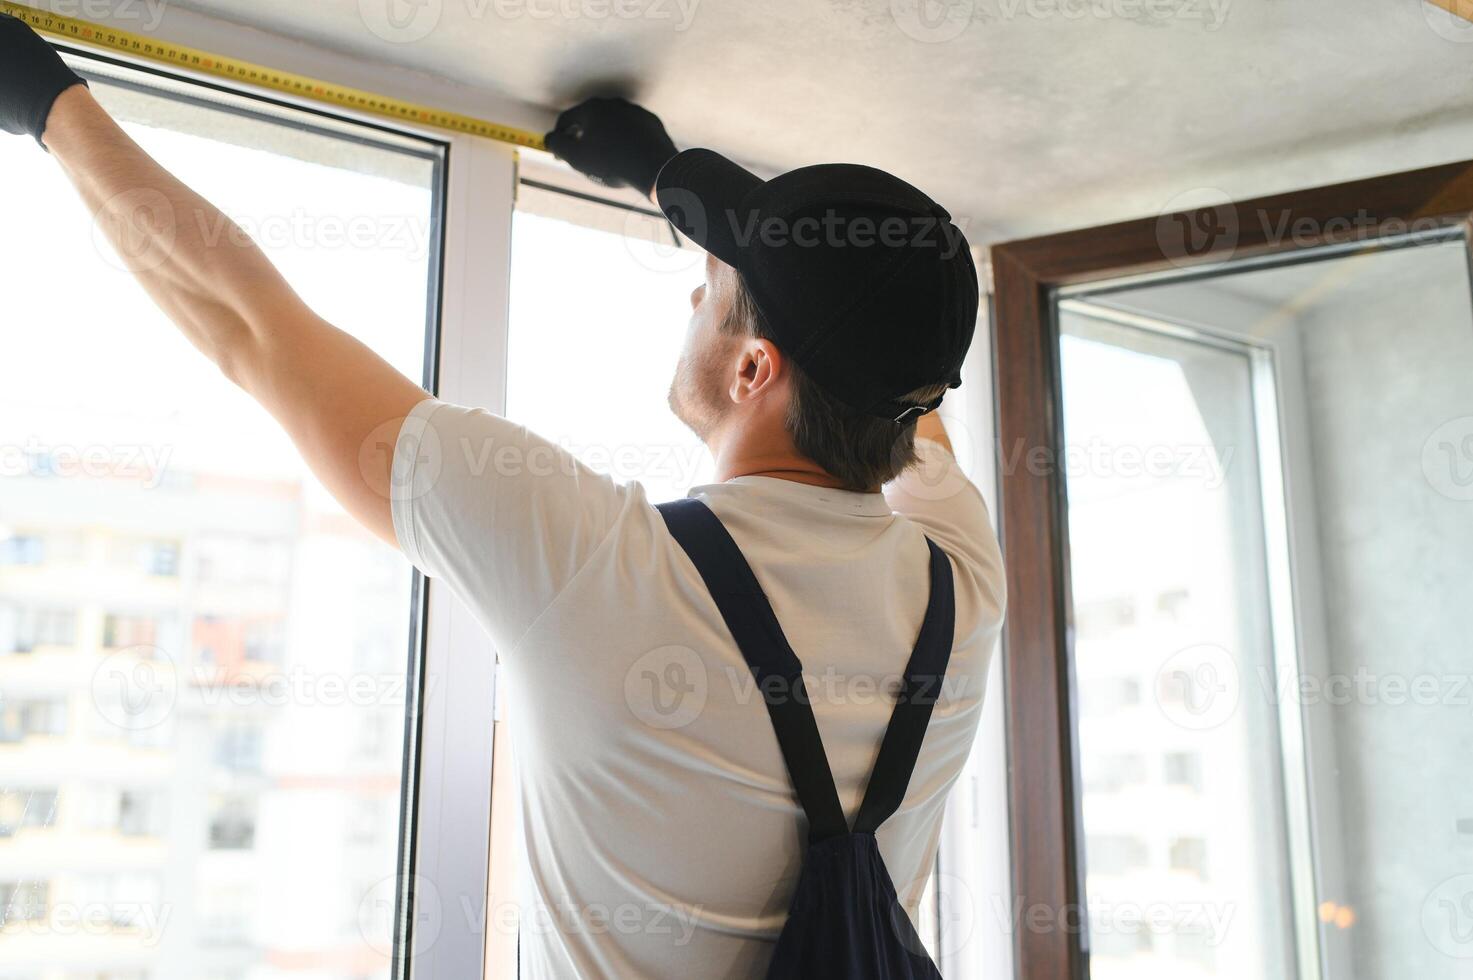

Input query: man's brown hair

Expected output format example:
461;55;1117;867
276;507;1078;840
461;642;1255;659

721;272;949;492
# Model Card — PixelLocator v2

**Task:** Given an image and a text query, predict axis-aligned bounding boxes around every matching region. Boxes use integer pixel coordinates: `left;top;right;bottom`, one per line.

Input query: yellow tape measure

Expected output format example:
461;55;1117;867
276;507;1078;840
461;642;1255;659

0;0;547;151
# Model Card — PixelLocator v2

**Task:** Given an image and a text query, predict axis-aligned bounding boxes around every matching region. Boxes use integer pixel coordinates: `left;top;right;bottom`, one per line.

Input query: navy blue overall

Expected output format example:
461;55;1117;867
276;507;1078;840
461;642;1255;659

657;498;956;979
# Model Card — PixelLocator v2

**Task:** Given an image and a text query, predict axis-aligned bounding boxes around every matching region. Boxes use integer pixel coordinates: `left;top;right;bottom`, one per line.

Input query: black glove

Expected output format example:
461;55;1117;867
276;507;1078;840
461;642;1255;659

544;97;676;197
0;12;88;145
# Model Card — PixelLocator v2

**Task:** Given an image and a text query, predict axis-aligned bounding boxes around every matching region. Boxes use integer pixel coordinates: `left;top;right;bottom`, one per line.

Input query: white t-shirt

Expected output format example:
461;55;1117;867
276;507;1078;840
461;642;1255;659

391;398;1006;979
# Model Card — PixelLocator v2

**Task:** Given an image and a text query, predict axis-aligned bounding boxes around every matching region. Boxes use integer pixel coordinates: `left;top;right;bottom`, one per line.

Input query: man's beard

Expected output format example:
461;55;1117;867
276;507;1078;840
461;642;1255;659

668;342;730;442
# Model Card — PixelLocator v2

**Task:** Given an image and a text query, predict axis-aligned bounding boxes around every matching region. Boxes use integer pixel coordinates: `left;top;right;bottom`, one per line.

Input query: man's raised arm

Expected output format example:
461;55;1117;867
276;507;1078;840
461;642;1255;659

2;13;428;545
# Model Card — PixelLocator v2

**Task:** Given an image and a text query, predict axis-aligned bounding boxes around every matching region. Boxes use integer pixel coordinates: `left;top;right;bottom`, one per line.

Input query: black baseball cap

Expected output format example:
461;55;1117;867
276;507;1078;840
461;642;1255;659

654;148;978;424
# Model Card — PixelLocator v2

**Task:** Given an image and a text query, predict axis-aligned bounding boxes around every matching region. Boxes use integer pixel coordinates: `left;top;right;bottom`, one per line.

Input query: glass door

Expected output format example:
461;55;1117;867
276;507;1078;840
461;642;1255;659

1052;233;1473;979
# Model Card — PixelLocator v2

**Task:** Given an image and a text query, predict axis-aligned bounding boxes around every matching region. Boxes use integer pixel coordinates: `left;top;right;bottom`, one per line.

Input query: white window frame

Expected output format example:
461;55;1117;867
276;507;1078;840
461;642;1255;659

45;21;516;979
407;133;515;977
43;9;1016;977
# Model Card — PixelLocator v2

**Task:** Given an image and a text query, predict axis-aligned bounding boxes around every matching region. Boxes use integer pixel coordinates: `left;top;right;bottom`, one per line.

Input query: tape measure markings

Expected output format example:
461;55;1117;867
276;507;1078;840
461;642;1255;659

0;0;546;150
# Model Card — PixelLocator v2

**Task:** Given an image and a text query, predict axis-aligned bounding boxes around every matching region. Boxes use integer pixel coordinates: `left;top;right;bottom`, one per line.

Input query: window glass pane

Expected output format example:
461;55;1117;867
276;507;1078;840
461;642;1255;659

0;72;437;977
507;205;712;503
1058;317;1296;978
484;192;709;972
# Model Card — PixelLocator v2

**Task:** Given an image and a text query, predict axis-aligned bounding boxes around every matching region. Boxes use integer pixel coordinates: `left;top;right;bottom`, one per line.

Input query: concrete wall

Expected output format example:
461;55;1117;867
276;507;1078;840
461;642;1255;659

1291;245;1473;978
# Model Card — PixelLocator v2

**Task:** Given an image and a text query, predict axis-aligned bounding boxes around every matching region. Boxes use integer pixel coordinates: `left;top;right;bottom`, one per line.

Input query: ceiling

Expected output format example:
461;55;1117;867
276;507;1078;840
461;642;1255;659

152;0;1473;245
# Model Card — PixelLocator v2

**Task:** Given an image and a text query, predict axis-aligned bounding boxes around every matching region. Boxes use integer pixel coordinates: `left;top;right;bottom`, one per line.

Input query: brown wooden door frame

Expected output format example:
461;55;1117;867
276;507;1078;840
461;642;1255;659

989;159;1473;980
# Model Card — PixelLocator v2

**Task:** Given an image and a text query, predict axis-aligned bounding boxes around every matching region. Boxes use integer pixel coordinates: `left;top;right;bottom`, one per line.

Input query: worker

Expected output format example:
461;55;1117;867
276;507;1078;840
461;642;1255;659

1;14;1004;978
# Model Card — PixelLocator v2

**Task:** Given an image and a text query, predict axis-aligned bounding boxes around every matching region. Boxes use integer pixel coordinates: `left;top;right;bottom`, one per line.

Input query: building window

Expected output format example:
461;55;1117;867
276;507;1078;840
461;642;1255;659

0;788;58;837
0;604;78;653
212;722;264;773
118;790;165;838
0;533;45;566
1087;834;1151;877
0;880;49;924
102;612;162;650
207;795;257;851
1163;751;1204;792
1169;836;1209;879
0;698;68;743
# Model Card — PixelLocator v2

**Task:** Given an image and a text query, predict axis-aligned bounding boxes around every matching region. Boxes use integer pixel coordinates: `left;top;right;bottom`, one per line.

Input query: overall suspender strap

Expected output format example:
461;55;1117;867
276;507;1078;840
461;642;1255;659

656;497;957;842
658;498;848;843
851;538;956;834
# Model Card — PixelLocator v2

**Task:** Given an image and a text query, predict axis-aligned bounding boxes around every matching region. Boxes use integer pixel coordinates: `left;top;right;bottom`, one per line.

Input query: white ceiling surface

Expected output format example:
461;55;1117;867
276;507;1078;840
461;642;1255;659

96;0;1473;244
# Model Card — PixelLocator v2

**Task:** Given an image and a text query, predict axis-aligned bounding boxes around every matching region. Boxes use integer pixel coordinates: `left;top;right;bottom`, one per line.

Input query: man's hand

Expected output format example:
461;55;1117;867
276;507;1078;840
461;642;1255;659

0;13;87;145
544;96;676;197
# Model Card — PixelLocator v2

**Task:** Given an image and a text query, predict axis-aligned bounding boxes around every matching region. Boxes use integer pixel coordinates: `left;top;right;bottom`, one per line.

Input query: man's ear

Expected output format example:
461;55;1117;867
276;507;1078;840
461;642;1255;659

730;337;787;406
